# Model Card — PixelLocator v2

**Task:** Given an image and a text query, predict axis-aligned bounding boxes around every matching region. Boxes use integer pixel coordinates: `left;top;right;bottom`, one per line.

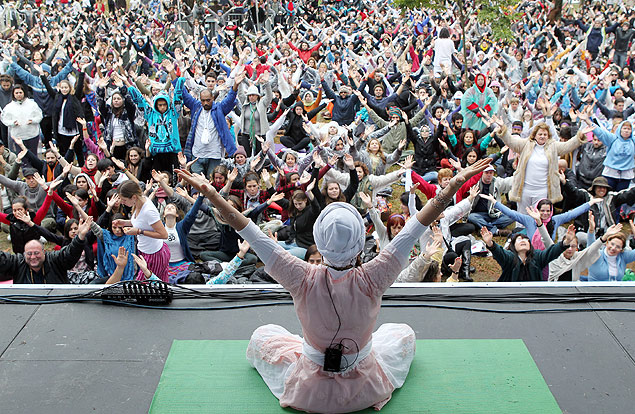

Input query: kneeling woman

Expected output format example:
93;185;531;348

114;181;169;281
175;158;490;413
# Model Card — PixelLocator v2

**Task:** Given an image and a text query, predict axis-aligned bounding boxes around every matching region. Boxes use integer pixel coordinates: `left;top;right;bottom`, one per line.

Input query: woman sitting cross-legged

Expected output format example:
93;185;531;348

173;158;491;413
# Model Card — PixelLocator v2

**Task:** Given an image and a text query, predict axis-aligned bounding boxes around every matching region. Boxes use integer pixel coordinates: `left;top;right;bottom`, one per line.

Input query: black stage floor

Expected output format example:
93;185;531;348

1;283;634;414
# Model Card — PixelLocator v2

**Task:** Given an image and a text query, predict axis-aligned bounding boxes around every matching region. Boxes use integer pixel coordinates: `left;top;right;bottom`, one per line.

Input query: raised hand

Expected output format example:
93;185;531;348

260;168;271;184
448;256;462;274
359;191;373;209
268;192;285;204
174;187;190;199
431;224;443;244
448;157;462;171
47;179;63;195
175;169;215;197
33;172;47;189
588;210;596;234
261;140;271;154
298;171;312;185
13;136;25;149
363;124;376;137
250;155;261;170
343;153;355;170
312;150;324;167
526;206;542;226
409;182;420;195
267;229;278;242
399;154;414;171
112;246;129;268
423;239;442;259
65;191;81;206
480;226;493;247
112;157;126;170
107;193;120;209
468;184;480;201
97;138;108;152
237;240;251;258
563;224;576;246
177;152;187;167
131;253;150;276
162;59;175;73
227;167;239;183
450;158;492;189
604;223;623;239
306;178;316;193
77;217;93;240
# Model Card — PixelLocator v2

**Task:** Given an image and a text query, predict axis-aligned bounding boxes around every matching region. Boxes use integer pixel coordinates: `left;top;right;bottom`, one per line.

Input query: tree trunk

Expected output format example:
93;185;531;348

548;0;564;24
457;0;469;88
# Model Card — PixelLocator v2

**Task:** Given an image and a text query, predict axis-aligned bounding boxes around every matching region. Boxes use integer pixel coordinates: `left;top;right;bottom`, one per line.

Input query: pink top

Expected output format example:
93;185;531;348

239;216;426;412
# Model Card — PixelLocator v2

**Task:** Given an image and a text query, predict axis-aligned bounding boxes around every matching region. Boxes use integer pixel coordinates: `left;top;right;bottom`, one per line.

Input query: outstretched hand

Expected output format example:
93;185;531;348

450;158;491;189
480;226;493;247
526;206;542;226
563;224;576;246
112;246;129;268
175;169;215;197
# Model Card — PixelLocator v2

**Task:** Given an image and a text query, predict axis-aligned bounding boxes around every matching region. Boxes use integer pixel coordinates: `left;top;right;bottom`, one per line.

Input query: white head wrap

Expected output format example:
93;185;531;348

313;202;365;268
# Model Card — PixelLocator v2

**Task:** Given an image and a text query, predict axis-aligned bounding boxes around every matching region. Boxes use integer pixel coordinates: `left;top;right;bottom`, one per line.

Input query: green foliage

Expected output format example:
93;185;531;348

394;0;523;42
393;0;447;10
477;0;524;42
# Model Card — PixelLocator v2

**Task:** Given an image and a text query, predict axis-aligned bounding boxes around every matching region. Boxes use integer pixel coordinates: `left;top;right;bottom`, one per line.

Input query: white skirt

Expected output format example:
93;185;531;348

245;323;416;399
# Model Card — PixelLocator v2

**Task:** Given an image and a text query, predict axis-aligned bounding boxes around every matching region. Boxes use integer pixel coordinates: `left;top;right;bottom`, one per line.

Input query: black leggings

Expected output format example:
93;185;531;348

58;133;85;166
450;222;477;238
40;116;53;149
280;135;310;152
238;133;261;157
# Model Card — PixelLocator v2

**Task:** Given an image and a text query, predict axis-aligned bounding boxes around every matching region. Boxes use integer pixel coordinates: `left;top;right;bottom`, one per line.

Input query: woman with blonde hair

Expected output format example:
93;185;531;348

352;127;406;176
40;69;84;164
499;119;588;216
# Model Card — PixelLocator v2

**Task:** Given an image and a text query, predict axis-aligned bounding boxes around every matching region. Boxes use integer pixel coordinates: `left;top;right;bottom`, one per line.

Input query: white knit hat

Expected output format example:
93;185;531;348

313;202;365;268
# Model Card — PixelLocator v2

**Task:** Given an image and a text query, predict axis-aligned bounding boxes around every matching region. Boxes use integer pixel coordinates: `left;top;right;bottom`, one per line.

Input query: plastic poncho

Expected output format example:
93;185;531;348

460;74;498;131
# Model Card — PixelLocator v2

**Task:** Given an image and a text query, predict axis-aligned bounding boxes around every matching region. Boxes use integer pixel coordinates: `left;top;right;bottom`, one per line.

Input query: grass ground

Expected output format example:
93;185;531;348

388;172;504;282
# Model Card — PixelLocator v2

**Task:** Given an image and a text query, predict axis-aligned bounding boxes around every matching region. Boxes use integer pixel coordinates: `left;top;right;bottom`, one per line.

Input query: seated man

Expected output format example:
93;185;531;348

456;165;514;237
0;165;57;231
0;217;91;283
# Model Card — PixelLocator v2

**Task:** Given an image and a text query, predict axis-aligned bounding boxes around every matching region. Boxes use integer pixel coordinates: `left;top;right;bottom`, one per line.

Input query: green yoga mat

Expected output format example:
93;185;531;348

149;339;561;414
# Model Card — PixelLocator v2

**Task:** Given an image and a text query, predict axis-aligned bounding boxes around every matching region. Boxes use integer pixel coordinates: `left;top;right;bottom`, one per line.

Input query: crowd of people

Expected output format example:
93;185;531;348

0;0;634;284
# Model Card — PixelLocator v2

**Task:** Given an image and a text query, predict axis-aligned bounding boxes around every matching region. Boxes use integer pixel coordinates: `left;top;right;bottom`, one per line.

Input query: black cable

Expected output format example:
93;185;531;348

2;283;635;316
325;275;342;348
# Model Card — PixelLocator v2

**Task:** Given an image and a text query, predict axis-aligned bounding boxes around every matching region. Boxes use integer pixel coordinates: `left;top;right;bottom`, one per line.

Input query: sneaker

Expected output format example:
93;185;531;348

497;229;512;237
39;236;47;244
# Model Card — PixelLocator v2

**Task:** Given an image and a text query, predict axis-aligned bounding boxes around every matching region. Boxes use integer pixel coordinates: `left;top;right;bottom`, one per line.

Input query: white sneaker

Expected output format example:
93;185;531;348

39;236;47;244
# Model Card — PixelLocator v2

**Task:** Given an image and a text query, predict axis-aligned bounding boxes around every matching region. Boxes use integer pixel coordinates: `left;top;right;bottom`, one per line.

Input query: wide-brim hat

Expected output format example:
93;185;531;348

588;176;611;192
